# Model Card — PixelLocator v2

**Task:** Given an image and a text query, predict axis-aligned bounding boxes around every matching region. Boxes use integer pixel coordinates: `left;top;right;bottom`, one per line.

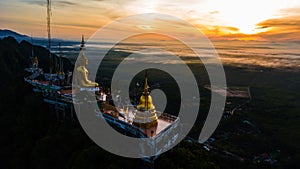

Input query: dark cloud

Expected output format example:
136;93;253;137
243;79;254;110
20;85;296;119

54;22;101;29
23;0;77;7
56;1;77;6
23;0;45;6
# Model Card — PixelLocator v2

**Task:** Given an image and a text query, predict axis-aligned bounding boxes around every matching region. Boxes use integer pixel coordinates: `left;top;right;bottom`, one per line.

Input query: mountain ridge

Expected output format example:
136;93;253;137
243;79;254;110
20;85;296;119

0;29;29;38
0;36;73;88
0;29;77;46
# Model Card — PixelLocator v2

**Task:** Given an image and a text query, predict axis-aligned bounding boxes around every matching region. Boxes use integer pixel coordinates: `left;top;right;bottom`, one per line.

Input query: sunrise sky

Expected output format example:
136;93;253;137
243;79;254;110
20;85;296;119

1;0;300;41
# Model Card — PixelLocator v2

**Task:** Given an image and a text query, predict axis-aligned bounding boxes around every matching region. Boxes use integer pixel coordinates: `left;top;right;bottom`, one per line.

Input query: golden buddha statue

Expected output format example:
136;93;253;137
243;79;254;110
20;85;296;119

133;71;158;137
33;56;39;68
75;36;98;88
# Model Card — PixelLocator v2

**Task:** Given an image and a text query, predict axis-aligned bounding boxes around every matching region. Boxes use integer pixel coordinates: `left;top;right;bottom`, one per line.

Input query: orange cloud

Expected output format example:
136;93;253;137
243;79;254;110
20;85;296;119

2;0;300;42
195;10;300;42
193;24;261;41
256;15;300;42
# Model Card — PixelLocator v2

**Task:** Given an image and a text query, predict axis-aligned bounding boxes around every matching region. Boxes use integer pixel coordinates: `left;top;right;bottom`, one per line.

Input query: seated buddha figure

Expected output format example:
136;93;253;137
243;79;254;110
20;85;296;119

75;52;98;88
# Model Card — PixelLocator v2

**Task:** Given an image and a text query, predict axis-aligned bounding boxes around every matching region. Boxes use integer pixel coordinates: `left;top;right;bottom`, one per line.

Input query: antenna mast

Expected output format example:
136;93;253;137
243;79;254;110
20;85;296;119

47;0;52;74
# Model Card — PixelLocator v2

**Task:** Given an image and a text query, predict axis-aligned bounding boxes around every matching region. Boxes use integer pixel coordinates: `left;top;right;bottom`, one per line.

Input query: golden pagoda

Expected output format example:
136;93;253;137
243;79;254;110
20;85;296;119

133;71;158;137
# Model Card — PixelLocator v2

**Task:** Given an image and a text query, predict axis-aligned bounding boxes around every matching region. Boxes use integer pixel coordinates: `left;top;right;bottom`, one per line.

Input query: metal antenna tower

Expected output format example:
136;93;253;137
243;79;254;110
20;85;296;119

47;0;52;74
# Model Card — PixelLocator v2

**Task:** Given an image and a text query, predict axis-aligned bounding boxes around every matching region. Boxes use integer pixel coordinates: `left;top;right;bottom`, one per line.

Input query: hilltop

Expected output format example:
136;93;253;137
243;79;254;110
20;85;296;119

0;36;73;87
0;29;29;41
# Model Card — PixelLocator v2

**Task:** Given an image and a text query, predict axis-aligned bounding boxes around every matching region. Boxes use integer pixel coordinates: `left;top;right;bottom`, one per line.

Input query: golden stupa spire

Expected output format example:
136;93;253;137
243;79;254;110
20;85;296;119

137;70;155;111
144;70;149;109
144;71;149;90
